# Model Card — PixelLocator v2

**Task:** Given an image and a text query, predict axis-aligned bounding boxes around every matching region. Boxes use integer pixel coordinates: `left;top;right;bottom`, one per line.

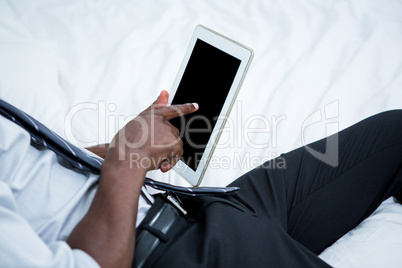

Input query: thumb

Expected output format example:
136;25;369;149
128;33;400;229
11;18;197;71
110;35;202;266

155;90;169;108
146;90;169;111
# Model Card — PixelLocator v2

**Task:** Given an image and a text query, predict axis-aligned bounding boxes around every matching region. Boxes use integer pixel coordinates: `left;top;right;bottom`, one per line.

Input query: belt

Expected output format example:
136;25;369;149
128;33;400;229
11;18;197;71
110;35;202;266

133;194;188;268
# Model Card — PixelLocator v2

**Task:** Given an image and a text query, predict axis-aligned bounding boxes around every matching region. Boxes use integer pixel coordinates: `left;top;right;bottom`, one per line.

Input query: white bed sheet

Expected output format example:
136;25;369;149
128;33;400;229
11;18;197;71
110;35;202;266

1;0;402;266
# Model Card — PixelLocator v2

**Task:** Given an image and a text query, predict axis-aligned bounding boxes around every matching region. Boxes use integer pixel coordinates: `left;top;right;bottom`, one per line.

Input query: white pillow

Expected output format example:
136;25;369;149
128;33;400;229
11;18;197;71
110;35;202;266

319;198;402;267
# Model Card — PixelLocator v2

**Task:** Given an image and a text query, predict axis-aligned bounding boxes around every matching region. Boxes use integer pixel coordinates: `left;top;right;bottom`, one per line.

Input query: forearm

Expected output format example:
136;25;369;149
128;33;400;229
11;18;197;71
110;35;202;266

67;160;146;268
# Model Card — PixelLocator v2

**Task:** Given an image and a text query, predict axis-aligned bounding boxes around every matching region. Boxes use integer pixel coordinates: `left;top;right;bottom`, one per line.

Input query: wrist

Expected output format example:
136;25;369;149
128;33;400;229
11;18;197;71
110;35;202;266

105;145;155;172
101;157;147;180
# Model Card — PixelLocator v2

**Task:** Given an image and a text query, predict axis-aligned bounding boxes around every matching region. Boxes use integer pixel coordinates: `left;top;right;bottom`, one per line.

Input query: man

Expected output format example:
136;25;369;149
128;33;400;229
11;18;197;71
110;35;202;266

0;91;401;267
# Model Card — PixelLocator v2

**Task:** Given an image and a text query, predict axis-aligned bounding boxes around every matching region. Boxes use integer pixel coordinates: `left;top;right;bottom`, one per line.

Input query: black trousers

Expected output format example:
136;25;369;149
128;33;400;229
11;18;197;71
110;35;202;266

138;110;402;268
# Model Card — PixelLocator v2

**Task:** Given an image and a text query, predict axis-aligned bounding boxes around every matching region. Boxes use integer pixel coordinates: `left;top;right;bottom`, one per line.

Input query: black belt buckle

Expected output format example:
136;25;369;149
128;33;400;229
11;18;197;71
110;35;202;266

133;193;187;268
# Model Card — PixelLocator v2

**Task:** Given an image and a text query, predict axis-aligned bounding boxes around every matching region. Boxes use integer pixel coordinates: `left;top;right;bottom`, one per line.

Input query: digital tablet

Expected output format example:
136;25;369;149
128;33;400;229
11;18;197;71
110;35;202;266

169;25;253;186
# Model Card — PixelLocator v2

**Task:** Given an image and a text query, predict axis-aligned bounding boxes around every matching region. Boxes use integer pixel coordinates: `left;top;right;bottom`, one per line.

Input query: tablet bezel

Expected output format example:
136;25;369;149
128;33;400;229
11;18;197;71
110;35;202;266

169;25;253;186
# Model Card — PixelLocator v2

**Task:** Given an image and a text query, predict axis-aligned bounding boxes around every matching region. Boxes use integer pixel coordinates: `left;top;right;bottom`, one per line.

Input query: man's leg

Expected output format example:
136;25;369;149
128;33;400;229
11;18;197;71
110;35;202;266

230;110;402;256
284;110;402;253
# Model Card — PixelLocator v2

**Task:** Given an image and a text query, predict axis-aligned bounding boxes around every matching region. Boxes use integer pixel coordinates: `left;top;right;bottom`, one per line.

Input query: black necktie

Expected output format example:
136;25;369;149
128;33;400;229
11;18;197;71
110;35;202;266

0;99;239;196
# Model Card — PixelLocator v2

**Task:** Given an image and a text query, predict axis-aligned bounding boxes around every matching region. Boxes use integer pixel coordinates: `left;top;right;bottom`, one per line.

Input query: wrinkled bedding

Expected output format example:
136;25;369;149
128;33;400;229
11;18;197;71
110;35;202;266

0;0;402;266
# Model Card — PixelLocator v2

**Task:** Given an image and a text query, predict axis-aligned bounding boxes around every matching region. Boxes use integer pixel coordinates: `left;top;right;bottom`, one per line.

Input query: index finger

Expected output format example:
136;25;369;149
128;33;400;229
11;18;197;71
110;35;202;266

156;103;199;120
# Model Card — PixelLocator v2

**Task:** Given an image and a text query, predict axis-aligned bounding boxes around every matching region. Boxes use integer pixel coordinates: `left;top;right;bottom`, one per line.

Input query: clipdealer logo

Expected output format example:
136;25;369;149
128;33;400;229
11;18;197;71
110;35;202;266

301;100;339;167
63;100;340;168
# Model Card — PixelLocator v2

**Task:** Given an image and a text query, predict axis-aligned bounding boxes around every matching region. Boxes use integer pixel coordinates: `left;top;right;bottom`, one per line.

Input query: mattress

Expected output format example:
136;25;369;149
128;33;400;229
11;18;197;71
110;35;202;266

0;0;401;266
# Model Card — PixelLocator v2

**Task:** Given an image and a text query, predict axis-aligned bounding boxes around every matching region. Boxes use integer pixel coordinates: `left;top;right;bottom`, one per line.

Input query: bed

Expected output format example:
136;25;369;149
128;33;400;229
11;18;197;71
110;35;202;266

1;0;401;266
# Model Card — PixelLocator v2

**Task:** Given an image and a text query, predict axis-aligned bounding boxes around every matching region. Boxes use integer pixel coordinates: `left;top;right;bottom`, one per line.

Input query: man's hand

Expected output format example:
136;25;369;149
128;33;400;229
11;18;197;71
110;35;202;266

68;91;198;268
86;90;198;173
84;90;169;159
104;90;198;173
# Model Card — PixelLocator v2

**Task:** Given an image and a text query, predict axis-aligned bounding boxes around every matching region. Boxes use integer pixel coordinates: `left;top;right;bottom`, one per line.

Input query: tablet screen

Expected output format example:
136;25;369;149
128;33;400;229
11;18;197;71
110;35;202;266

170;39;241;171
